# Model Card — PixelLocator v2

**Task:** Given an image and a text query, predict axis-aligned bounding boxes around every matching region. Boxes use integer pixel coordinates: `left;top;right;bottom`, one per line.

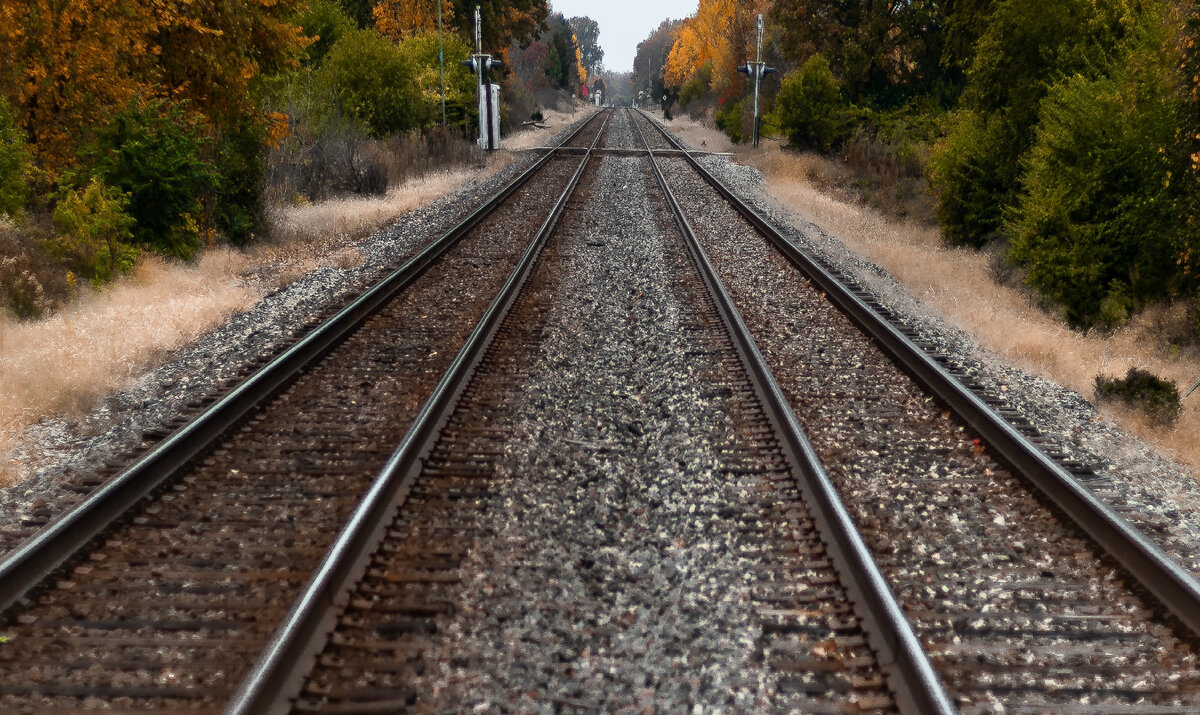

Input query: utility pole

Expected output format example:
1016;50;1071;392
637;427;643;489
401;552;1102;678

647;55;652;109
737;14;775;147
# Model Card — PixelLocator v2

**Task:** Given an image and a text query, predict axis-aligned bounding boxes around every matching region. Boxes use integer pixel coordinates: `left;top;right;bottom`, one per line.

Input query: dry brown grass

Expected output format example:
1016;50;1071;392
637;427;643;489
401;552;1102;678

744;141;1200;473
501;104;600;151
261;165;501;288
658;111;738;154
0;252;256;484
1;162;504;486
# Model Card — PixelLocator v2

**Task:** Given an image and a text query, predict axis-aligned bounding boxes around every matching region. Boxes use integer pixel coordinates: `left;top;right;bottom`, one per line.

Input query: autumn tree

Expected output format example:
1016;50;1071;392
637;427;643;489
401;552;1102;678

476;0;548;54
509;41;554;96
153;0;307;129
0;0;156;173
569;17;603;76
769;0;955;107
373;0;547;51
664;0;773;110
374;0;456;41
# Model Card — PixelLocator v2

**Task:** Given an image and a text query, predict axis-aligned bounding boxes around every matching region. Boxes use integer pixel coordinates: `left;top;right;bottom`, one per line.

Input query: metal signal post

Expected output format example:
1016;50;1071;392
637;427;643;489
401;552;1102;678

736;14;775;147
462;5;502;150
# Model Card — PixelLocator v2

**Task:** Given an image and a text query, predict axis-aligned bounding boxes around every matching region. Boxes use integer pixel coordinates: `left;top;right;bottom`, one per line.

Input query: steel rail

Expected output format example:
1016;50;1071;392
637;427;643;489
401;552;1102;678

0;109;610;618
631;110;955;715
225;111;612;714
634;108;1200;640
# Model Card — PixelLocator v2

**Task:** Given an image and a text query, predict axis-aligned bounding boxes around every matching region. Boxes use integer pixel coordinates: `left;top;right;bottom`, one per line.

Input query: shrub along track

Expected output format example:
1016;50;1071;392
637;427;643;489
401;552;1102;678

631;108;1200;712
0;111;611;711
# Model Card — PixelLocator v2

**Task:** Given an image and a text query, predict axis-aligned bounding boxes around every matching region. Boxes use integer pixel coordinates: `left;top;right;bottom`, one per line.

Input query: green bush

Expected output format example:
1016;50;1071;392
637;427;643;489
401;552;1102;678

93;98;219;260
298;0;356;68
1006;43;1182;328
774;55;845;151
49;178;138;287
927;109;1010;247
715;98;745;144
319;29;425;137
1095;367;1181;424
0;97;29;218
398;32;477;134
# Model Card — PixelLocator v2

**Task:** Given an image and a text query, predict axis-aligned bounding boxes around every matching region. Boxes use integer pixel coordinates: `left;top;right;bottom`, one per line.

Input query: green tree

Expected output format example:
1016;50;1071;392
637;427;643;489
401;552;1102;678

92;98;219;260
298;0;357;67
774;54;844;151
214;121;267;245
568;16;603;76
931;0;1149;246
769;0;954;108
542;14;581;92
1006;15;1183;327
338;0;376;28
398;31;477;131
319;29;426;137
715;98;746;144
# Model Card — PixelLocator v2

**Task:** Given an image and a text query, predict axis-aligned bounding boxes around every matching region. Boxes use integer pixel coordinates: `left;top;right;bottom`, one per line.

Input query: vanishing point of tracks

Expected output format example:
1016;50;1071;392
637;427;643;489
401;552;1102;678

1;108;1199;713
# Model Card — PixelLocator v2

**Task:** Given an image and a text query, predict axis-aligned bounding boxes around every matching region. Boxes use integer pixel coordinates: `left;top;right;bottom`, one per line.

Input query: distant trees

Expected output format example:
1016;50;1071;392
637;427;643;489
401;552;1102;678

569;17;604;78
633;20;683;106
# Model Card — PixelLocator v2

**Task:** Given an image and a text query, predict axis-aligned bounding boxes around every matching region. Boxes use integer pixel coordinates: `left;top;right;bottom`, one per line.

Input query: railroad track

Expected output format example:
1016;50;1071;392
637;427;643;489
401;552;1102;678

2;106;1199;713
630;108;1200;711
264;107;943;713
0;109;610;711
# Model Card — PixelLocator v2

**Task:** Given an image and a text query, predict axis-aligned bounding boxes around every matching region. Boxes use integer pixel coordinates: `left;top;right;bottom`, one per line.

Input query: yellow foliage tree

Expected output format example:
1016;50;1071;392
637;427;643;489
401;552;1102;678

375;0;457;41
664;0;770;99
154;0;308;128
573;36;587;85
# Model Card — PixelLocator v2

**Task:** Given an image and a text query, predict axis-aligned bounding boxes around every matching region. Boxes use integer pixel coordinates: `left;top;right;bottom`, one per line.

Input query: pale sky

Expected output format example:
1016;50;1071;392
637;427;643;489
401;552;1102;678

550;1;697;73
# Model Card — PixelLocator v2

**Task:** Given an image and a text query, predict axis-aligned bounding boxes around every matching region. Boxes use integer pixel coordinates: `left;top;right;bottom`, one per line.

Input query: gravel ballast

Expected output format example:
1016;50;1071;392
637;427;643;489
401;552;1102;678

5;106;1200;708
411;143;894;710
